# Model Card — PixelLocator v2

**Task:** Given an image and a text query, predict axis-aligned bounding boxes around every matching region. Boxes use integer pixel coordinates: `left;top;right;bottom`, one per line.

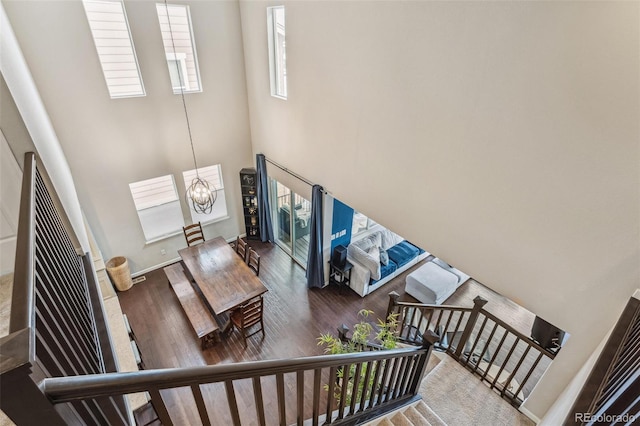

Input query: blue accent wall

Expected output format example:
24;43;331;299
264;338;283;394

331;199;353;251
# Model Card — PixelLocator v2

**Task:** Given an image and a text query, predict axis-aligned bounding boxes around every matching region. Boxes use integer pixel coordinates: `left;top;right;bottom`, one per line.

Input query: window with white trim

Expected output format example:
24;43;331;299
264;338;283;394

182;165;228;224
267;6;287;99
156;3;202;93
129;175;184;241
83;0;145;98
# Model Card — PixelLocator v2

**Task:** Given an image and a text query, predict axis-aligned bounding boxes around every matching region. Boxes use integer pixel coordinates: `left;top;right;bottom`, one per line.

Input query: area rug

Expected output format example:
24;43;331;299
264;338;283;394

419;355;534;426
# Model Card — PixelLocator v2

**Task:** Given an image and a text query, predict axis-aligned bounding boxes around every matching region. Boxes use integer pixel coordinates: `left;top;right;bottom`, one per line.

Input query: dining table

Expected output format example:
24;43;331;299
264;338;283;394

178;236;268;316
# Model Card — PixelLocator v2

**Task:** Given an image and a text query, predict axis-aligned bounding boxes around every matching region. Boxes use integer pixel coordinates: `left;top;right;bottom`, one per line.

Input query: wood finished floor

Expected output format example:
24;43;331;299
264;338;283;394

117;240;539;424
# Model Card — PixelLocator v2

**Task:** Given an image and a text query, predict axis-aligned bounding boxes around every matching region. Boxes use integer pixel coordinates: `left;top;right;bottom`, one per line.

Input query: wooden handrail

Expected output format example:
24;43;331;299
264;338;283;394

7;152;36;341
386;290;471;313
0;152;38;390
42;346;428;403
42;338;439;426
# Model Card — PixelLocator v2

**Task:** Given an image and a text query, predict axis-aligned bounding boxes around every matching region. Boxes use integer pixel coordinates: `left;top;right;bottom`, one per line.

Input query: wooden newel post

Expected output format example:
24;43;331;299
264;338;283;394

386;291;400;320
454;296;488;358
337;324;350;343
0;364;68;426
408;330;440;395
420;329;440;350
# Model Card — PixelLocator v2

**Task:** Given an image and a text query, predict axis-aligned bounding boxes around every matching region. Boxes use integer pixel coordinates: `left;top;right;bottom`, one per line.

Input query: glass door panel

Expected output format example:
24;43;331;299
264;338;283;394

292;193;311;265
270;179;292;253
268;177;311;268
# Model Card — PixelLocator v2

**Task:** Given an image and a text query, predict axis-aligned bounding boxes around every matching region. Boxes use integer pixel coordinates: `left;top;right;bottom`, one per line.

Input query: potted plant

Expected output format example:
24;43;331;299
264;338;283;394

317;310;400;405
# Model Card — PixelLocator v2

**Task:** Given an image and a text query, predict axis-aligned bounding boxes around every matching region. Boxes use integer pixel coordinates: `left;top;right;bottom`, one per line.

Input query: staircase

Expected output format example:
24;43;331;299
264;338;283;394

365;353;445;426
367;400;446;426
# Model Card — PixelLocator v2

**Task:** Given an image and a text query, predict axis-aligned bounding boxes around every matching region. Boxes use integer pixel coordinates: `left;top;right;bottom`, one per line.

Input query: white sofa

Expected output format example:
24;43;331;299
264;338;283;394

347;227;430;297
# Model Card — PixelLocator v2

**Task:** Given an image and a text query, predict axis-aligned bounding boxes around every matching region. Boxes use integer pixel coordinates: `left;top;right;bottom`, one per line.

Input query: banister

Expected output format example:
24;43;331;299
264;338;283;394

478;308;559;359
42;346;427;403
387;291;471;312
8;152;36;340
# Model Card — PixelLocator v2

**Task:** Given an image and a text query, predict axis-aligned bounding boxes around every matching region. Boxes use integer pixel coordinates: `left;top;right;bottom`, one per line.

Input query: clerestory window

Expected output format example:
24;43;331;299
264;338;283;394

83;0;145;98
267;6;287;99
156;3;202;94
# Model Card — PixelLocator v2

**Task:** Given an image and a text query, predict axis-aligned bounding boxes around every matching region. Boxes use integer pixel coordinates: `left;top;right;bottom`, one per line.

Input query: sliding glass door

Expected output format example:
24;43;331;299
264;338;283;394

270;178;311;267
272;180;293;253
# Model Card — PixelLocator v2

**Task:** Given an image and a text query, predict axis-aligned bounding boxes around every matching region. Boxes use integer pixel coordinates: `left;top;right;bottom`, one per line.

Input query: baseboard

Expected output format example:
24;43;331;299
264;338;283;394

519;405;541;424
131;257;181;278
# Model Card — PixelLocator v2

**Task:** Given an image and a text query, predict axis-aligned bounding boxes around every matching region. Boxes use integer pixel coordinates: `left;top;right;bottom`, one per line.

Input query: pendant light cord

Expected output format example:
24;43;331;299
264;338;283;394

164;0;199;178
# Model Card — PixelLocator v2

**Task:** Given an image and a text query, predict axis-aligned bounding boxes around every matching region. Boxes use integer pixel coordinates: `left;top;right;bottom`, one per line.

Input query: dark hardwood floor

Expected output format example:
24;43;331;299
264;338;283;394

120;241;419;369
117;239;541;424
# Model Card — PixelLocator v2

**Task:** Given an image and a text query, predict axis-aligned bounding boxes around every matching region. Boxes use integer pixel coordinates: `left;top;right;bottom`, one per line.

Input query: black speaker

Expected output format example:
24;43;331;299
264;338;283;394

531;316;565;351
332;245;347;268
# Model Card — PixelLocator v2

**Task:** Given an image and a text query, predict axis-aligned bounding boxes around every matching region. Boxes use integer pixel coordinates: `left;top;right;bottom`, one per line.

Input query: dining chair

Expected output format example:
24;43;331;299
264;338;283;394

183;222;205;247
247;248;260;276
236;236;248;262
229;295;265;347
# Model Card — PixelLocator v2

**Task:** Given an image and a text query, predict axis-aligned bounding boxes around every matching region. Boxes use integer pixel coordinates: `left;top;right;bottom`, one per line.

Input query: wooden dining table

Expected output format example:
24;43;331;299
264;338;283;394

178;236;268;316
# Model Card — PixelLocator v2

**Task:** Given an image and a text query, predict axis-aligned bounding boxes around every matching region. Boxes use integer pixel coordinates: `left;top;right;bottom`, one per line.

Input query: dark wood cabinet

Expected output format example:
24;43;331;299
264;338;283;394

240;168;260;240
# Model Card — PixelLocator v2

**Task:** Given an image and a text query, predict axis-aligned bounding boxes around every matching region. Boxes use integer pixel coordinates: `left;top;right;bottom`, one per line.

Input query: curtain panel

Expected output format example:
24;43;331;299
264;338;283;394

306;184;324;288
256;154;274;243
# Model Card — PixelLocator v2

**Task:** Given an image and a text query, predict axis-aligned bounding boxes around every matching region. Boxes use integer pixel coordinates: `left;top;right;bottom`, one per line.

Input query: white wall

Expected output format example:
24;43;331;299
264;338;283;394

0;131;21;275
240;0;640;418
2;0;253;273
1;1;90;253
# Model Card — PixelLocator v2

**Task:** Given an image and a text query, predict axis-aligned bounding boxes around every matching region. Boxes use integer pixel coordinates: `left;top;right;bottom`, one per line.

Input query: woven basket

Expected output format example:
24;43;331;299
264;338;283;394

106;256;133;291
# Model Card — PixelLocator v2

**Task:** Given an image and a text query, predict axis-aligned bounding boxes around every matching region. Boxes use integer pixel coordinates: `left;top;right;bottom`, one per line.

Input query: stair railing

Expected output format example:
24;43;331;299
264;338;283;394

0;152;129;425
566;295;640;425
42;332;439;426
386;291;559;408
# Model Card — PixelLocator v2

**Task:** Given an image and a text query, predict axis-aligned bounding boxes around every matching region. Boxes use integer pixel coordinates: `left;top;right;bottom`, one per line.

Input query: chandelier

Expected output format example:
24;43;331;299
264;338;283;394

186;175;216;214
164;0;216;214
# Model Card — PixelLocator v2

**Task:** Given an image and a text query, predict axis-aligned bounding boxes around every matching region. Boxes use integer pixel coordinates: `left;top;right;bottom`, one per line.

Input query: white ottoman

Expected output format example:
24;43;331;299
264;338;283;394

405;261;464;305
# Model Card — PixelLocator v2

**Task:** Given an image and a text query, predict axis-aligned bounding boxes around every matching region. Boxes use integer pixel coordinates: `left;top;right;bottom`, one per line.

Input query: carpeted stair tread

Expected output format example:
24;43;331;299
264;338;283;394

419;356;534;426
377;418;395;426
404;405;431;426
415;401;446;426
390;412;415;426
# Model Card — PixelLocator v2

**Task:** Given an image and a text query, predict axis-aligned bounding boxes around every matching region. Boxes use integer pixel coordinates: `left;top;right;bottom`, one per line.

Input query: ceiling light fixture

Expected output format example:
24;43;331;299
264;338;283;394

164;0;216;214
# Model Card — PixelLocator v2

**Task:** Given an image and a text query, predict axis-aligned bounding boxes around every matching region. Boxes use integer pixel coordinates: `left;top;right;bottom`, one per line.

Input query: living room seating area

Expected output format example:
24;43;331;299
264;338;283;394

347;226;430;297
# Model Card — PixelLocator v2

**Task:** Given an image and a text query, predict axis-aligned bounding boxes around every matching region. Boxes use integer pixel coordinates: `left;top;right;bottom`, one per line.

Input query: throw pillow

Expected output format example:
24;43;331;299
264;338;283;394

379;248;389;266
380;228;403;250
367;245;381;265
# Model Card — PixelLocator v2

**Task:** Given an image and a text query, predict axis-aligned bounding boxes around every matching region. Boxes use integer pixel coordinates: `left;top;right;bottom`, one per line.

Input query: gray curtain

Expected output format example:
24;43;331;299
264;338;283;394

306;184;324;288
256;154;274;242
